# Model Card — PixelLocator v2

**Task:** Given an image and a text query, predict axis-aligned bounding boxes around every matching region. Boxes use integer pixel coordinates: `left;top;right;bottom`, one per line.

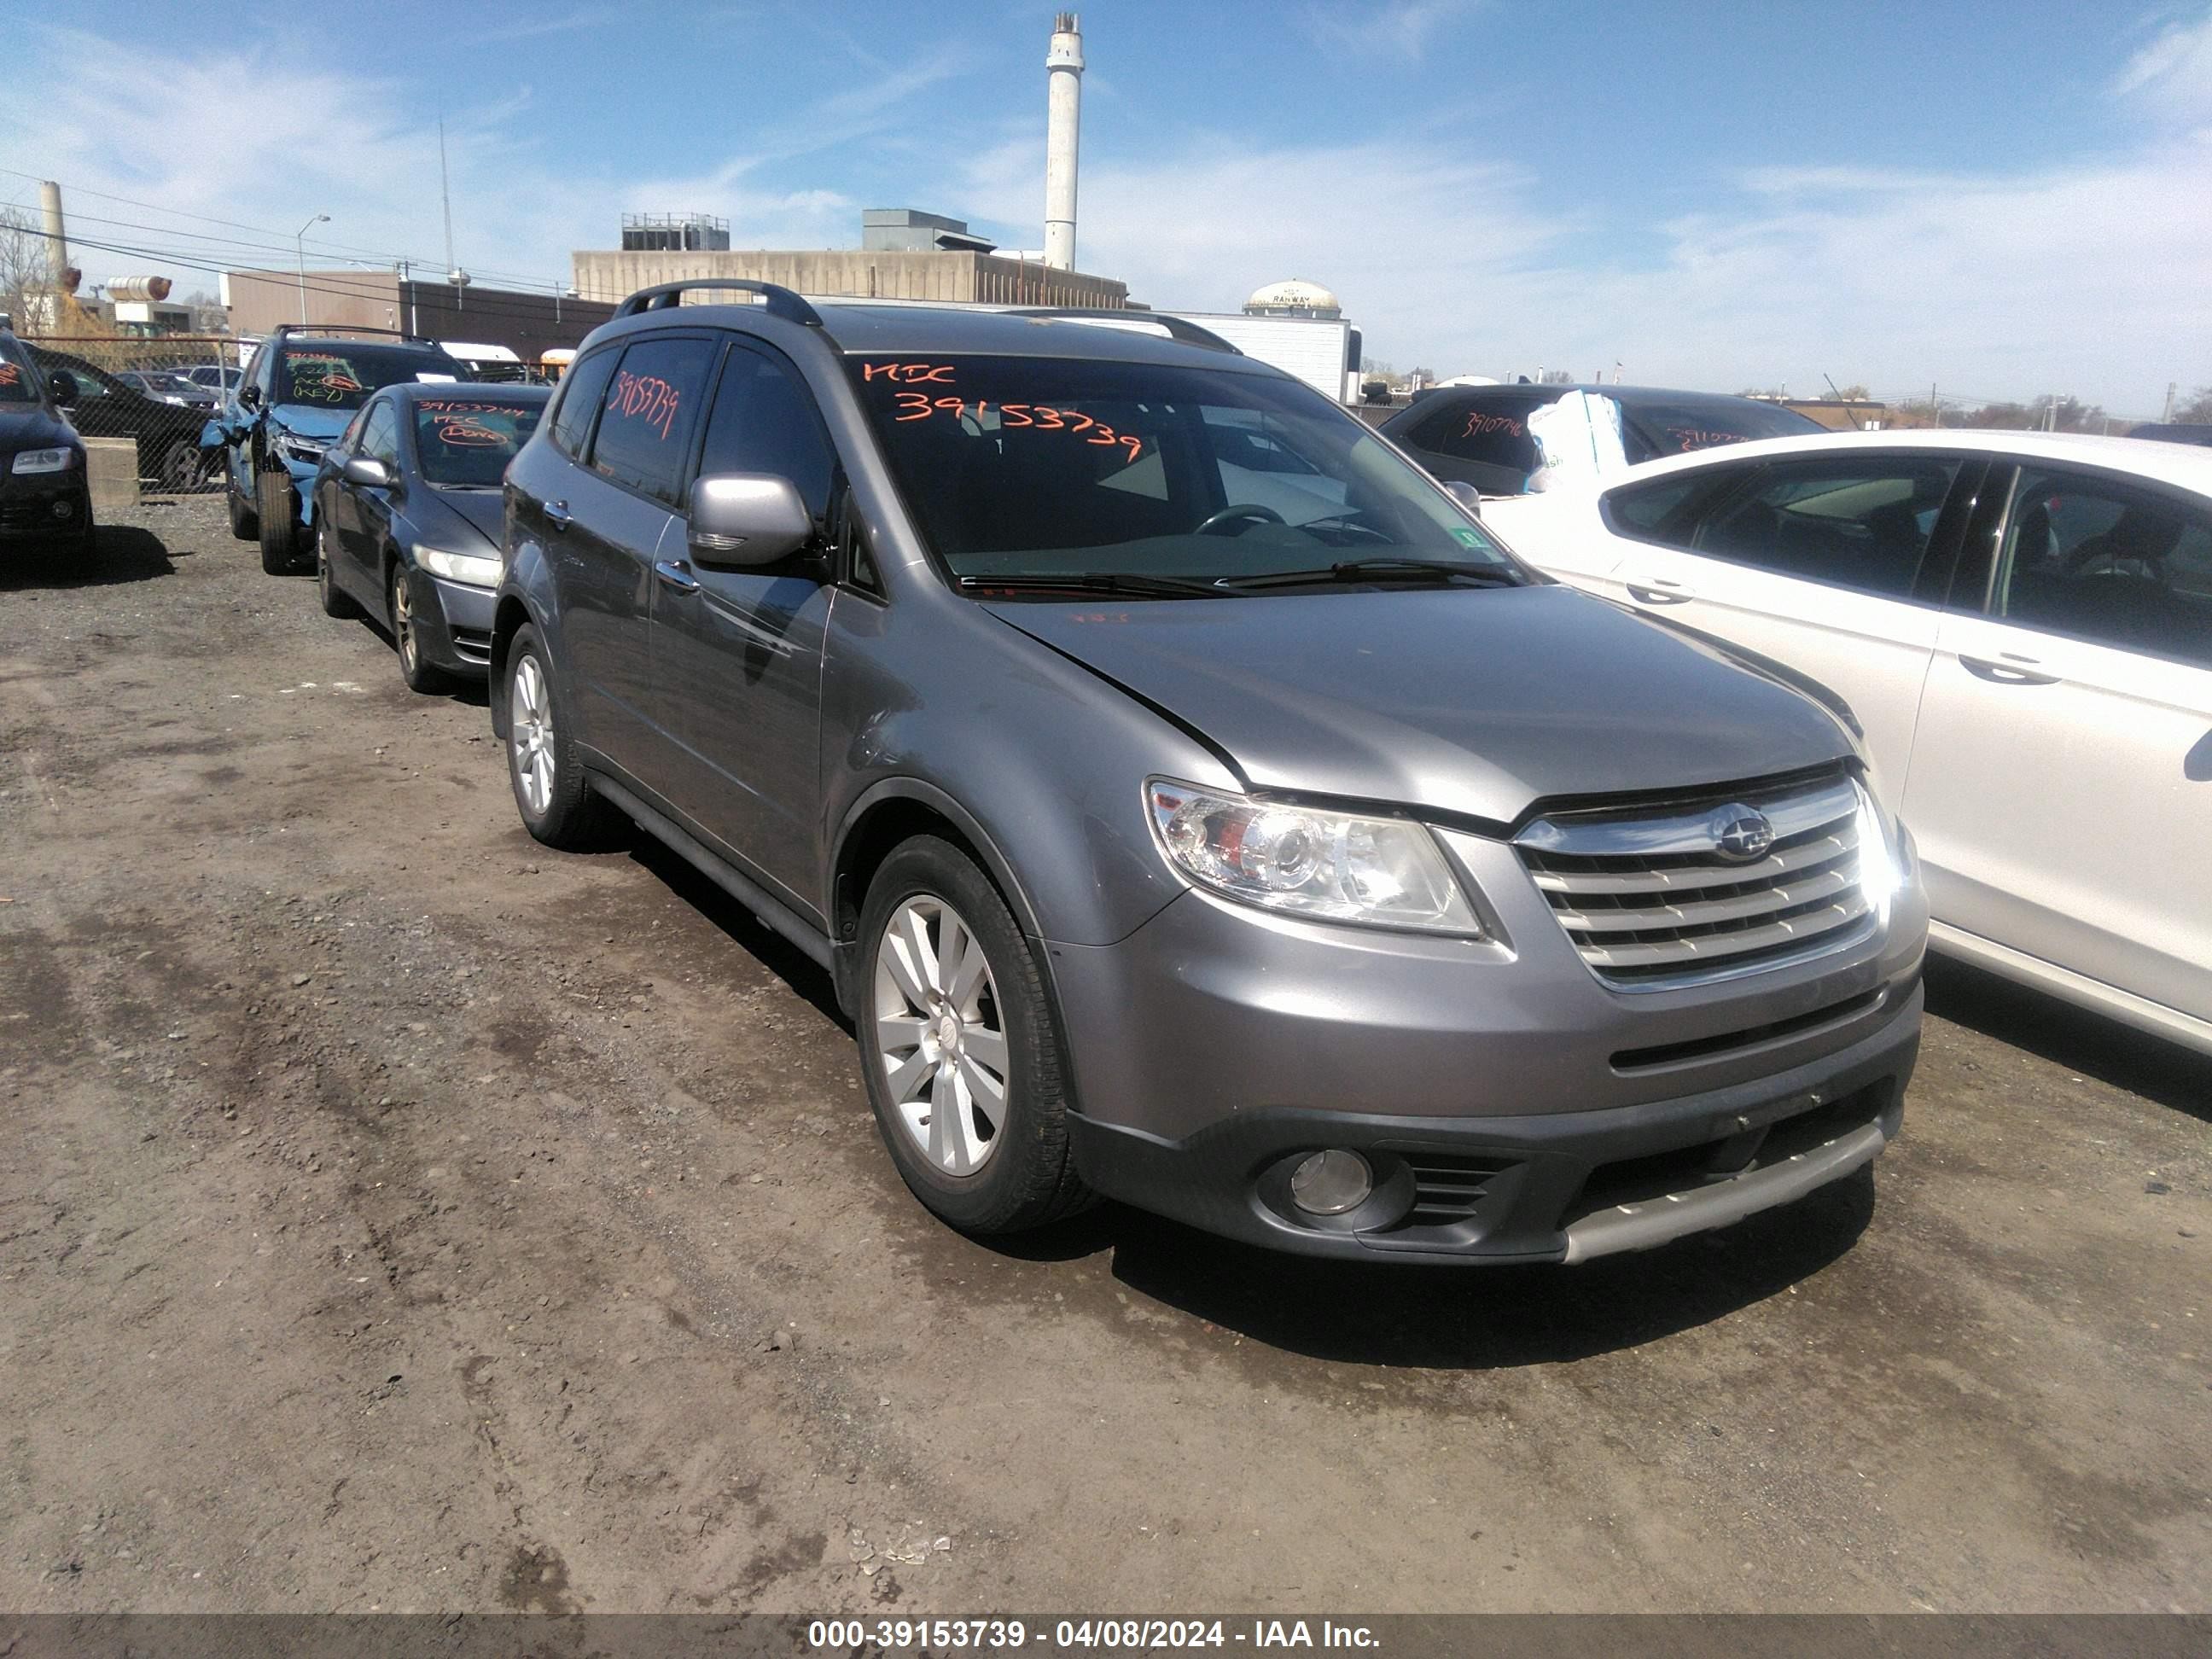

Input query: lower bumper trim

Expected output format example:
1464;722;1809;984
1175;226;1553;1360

1562;1120;1886;1262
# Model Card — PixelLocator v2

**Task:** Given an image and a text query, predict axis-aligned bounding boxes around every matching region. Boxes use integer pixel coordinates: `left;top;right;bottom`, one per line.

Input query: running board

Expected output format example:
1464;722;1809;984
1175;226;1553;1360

588;773;836;975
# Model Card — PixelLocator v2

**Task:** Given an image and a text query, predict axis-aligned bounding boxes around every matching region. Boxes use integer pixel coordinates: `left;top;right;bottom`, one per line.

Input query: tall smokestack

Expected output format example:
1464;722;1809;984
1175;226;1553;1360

1044;12;1083;271
39;180;68;287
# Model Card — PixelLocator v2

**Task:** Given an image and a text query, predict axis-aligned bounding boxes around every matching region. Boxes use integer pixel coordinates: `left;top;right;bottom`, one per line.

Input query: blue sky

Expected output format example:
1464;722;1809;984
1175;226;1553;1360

5;1;2211;412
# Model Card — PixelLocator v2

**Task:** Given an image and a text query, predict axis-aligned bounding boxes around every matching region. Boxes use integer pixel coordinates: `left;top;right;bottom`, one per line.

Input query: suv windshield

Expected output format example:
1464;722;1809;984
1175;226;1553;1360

849;355;1519;587
277;343;457;411
412;397;544;487
0;337;39;403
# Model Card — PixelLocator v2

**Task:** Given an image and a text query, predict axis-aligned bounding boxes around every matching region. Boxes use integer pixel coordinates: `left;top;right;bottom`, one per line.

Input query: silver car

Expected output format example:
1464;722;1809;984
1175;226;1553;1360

487;282;1929;1264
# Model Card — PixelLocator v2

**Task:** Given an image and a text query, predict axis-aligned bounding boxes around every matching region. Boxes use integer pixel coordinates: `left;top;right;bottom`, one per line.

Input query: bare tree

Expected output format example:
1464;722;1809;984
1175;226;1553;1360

2174;386;2212;424
0;207;52;329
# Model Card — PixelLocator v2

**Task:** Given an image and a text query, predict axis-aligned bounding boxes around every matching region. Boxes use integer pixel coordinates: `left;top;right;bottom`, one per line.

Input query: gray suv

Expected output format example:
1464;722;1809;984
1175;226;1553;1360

490;280;1929;1265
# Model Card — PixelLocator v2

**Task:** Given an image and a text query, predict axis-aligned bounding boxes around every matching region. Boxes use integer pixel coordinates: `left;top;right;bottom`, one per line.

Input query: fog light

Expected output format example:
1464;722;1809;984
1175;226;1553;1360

1290;1150;1372;1216
52;499;74;519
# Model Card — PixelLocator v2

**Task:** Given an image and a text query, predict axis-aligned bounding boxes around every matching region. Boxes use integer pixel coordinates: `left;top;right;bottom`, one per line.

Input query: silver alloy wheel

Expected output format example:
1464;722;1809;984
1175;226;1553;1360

392;565;419;674
509;650;555;815
873;895;1009;1176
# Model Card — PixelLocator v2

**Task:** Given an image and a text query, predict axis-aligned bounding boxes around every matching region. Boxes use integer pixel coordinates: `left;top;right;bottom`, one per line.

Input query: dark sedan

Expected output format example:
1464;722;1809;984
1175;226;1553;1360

25;346;218;491
311;383;550;692
1382;383;1823;495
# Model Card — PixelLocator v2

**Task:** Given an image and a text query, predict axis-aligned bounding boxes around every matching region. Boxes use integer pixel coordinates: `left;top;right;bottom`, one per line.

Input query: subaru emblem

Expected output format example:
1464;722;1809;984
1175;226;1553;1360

1708;804;1775;863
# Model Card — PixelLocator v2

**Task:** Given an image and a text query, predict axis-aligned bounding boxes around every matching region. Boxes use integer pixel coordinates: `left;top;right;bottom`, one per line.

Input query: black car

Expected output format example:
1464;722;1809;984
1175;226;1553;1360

2128;422;2212;449
0;329;94;554
311;383;550;692
24;345;218;492
1382;383;1824;495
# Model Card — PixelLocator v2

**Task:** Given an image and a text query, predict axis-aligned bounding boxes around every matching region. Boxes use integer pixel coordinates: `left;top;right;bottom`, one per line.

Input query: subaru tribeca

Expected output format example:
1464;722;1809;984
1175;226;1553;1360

489;282;1927;1264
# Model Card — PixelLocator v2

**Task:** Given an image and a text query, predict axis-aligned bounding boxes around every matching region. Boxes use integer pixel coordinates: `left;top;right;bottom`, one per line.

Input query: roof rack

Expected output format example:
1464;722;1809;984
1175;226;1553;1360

271;322;439;346
614;279;824;328
1004;307;1243;356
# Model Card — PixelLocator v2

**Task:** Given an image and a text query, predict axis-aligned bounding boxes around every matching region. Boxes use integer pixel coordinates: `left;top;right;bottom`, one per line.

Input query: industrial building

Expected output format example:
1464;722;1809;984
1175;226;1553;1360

221;268;614;360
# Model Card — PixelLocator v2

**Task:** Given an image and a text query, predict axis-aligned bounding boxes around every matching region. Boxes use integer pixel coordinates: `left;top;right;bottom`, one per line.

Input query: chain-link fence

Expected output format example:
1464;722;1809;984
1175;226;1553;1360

19;334;246;493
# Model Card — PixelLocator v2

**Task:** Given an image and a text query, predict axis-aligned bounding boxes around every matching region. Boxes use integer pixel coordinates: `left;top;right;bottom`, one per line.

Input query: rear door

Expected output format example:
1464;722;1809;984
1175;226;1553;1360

1609;451;1979;801
650;337;841;918
1901;460;2212;1025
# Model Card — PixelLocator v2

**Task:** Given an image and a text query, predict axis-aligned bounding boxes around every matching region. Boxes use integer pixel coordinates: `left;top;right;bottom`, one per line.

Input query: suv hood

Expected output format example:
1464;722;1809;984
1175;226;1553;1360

268;405;354;442
985;585;1854;825
0;405;77;451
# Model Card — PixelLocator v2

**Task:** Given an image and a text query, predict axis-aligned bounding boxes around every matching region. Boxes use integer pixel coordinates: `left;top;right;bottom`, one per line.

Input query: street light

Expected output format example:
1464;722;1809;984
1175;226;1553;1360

295;213;329;324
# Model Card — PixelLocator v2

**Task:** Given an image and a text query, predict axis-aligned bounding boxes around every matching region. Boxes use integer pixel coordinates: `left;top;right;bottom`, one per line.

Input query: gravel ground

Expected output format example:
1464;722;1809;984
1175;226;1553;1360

1;497;2207;1615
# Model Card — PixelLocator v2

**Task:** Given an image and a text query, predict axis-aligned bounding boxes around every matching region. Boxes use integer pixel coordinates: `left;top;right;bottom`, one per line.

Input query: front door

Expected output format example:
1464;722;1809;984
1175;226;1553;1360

1901;461;2212;1026
650;339;841;922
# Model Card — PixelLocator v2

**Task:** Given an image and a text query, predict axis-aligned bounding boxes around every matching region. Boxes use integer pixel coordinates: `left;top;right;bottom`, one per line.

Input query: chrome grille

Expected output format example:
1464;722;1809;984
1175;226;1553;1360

1515;774;1871;987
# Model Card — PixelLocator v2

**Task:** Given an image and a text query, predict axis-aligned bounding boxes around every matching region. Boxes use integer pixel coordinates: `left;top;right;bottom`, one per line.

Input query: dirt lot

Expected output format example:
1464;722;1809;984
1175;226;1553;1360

1;497;2207;1615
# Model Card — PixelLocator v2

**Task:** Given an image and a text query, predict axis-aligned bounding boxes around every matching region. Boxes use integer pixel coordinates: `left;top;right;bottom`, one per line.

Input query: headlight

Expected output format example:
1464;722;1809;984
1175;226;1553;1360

13;447;75;474
276;434;326;465
416;545;501;588
1146;778;1483;935
1854;783;1912;927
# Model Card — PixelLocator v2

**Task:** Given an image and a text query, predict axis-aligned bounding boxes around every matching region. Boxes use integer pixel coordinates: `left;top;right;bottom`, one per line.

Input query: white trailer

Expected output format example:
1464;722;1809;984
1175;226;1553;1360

1162;312;1361;404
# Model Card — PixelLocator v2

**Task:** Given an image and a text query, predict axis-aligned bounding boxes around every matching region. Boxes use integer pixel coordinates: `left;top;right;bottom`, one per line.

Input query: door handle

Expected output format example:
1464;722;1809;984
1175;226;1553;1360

1627;580;1694;605
543;499;573;532
1959;654;2058;686
654;558;701;595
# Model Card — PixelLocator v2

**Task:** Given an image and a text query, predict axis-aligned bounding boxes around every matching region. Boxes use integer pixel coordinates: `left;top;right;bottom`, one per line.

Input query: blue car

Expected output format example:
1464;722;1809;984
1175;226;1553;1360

208;325;463;573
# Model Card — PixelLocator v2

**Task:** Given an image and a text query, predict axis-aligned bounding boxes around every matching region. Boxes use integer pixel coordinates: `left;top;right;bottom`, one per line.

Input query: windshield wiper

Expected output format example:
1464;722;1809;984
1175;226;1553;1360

1216;557;1523;591
957;572;1228;599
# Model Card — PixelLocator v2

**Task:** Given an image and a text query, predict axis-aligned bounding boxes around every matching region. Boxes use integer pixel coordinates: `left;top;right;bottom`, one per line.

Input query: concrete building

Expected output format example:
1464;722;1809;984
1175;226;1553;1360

861;209;996;253
571;238;1127;311
222;268;614;359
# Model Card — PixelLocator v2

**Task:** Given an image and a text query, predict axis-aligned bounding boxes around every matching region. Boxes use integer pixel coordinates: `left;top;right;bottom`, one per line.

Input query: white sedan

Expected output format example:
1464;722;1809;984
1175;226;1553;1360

1481;429;2212;1056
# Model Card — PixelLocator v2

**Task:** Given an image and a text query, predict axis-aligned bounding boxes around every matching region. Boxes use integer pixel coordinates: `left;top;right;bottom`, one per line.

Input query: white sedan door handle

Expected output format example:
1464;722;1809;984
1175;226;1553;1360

1627;579;1694;606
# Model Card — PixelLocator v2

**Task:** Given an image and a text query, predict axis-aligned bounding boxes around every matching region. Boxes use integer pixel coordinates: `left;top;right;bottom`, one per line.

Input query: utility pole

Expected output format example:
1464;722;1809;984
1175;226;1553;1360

2163;381;2178;422
1930;381;1938;428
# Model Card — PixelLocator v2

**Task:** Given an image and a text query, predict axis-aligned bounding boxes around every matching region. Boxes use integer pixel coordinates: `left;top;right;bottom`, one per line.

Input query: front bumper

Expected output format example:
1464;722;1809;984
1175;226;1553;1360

0;467;93;544
408;567;497;677
1048;829;1928;1264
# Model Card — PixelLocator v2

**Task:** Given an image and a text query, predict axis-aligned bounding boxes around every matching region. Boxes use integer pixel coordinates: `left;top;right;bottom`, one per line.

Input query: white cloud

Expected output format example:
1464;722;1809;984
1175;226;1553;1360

1299;0;1481;60
957;124;2212;413
0;27;899;300
2111;5;2212;120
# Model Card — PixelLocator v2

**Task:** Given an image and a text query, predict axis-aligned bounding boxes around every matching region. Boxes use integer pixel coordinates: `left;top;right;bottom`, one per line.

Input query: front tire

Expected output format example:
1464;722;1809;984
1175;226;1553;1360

257;469;301;574
857;837;1093;1234
502;624;622;850
390;561;459;695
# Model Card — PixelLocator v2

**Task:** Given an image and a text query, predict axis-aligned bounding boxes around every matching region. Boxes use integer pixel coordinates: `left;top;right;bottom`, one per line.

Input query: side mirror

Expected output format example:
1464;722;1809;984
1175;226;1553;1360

48;370;79;405
341;455;393;489
1443;480;1483;518
239;384;261;410
687;473;813;568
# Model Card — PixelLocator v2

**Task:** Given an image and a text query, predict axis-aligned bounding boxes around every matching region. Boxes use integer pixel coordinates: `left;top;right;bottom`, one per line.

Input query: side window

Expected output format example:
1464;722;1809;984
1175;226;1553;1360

1994;468;2212;669
361;402;399;469
694;342;838;519
337;406;370;453
1689;455;1962;599
547;346;619;460
589;335;716;505
1603;470;1731;545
